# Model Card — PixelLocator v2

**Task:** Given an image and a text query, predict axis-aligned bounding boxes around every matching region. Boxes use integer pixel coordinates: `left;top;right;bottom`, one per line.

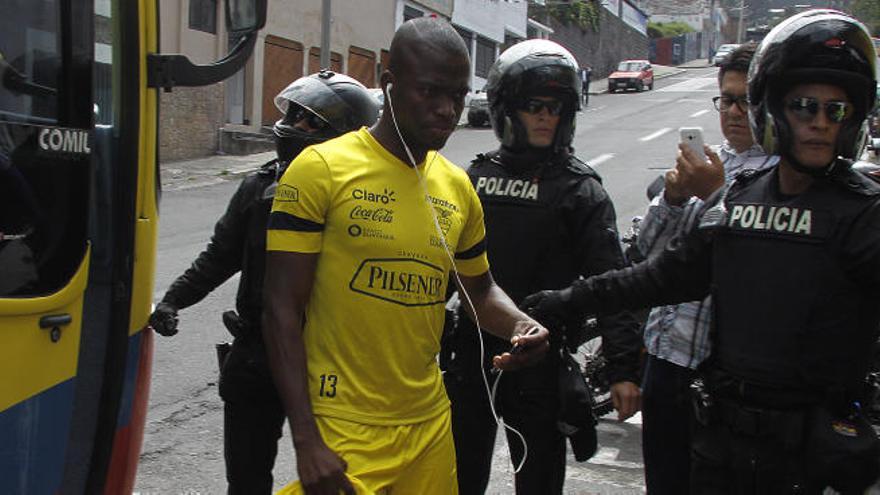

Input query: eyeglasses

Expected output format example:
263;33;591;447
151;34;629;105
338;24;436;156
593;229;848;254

292;107;331;131
786;97;853;124
712;95;749;113
521;98;563;116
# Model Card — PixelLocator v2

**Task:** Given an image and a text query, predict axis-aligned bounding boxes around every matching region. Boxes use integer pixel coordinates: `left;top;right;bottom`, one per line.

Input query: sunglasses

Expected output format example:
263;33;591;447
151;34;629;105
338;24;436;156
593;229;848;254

292;107;331;131
712;95;749;113
786;97;853;124
521;98;563;116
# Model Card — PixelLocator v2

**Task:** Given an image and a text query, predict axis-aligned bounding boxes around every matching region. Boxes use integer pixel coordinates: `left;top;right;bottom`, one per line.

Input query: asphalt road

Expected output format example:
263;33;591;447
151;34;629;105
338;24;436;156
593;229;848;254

135;66;724;495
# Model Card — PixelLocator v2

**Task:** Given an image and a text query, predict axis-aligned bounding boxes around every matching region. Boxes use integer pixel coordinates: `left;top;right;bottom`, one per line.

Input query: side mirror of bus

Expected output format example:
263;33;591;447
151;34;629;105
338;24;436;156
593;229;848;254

147;0;267;90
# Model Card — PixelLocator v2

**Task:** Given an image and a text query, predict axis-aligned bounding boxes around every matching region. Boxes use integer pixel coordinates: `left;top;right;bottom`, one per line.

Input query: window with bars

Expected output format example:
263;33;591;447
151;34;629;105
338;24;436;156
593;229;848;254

475;36;495;78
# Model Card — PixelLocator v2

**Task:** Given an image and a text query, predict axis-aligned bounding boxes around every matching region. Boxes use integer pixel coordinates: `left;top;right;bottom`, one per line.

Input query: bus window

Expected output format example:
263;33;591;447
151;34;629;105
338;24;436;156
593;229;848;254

0;1;60;124
0;0;88;297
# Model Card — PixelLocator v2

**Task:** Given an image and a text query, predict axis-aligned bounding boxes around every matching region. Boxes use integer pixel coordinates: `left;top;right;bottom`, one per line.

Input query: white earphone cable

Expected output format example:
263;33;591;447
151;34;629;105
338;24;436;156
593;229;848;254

385;85;528;473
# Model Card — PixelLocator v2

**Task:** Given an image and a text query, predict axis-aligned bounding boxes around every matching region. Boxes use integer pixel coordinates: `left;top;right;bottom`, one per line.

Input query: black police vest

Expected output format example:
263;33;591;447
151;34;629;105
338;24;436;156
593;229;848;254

460;152;601;354
711;165;880;394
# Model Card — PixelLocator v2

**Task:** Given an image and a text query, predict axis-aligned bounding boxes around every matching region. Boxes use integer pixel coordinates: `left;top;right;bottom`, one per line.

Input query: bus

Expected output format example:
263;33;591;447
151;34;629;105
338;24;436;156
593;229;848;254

0;1;265;493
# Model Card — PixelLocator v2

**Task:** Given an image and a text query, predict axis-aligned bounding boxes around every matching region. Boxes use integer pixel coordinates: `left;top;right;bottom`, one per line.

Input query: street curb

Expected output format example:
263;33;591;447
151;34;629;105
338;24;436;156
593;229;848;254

589;67;688;95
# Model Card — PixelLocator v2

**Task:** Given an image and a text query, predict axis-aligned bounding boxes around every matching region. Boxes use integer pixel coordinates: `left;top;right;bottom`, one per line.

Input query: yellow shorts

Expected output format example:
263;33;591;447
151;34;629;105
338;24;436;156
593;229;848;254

276;409;458;495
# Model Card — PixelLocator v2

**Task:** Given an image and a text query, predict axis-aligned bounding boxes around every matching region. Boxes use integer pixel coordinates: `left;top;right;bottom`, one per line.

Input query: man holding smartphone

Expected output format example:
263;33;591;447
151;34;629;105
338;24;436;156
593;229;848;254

634;43;777;494
524;10;880;492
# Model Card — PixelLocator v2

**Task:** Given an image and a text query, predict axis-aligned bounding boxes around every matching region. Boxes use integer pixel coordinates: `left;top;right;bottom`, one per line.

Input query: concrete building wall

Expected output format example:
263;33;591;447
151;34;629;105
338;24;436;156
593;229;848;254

158;0;230;162
451;0;527;93
412;0;453;17
253;0;396;126
452;0;527;42
158;0;399;161
541;6;649;80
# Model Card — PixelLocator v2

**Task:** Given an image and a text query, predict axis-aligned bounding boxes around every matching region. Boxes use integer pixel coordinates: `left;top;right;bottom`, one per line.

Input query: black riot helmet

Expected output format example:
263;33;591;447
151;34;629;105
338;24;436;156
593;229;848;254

748;9;877;173
273;70;380;167
485;39;582;153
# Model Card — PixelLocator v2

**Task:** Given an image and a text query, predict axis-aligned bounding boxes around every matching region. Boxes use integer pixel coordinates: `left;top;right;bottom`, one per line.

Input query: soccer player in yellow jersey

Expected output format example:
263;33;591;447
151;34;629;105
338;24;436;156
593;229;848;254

263;18;551;495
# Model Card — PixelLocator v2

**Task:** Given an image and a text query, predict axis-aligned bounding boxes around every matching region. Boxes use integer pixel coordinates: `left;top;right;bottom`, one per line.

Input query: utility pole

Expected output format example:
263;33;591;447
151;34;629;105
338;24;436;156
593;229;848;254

737;0;745;44
709;0;716;56
320;0;331;69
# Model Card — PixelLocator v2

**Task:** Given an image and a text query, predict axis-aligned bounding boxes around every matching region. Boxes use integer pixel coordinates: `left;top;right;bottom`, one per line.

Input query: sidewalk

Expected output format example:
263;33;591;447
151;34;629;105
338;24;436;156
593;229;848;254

160;151;275;191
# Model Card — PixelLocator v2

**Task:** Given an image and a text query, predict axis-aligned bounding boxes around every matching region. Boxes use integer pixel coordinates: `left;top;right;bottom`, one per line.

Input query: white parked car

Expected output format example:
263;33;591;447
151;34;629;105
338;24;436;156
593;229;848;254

712;44;740;66
467;89;490;127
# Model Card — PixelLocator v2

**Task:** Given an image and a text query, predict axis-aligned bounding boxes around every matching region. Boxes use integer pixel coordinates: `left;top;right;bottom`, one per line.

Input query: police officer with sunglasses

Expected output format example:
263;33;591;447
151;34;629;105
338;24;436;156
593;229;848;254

523;10;880;493
148;71;378;494
441;39;642;494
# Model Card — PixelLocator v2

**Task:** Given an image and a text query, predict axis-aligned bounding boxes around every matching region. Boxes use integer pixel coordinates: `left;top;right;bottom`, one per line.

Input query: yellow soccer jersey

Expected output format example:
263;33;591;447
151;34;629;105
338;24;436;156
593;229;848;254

267;128;489;425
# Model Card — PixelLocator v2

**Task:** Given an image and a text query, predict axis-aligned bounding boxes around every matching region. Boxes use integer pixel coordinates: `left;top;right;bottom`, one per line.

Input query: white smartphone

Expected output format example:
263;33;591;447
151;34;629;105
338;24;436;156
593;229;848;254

679;127;707;161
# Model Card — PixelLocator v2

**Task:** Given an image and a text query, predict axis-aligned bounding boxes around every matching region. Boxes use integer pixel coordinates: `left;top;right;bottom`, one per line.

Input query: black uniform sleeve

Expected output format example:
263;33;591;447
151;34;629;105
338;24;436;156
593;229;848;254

569;197;715;316
160;176;255;310
843;197;880;292
561;177;642;384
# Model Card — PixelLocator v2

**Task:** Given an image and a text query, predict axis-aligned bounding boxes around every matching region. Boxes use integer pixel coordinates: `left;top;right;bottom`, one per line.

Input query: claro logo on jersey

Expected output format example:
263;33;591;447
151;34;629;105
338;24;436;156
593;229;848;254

352;187;396;204
38;127;91;155
475;176;538;201
349;258;445;306
727;204;813;235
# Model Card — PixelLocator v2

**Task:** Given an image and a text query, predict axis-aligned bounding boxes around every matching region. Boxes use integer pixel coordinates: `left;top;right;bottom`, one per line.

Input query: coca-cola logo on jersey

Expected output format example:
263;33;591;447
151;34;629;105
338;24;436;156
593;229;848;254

349;205;394;223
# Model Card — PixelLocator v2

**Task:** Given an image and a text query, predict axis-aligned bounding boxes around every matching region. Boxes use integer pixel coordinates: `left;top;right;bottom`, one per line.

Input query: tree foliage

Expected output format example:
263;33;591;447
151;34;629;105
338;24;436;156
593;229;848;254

534;0;601;32
647;21;695;39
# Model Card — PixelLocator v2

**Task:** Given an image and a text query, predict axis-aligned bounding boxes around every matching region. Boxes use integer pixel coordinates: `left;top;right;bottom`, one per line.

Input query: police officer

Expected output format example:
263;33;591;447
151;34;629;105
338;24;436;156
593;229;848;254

523;10;880;493
148;71;378;494
442;39;642;495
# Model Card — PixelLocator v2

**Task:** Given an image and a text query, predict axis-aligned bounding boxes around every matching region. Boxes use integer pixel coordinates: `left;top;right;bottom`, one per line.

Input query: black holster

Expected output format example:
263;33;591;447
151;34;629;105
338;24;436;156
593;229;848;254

557;349;597;461
218;310;246;373
216;342;232;373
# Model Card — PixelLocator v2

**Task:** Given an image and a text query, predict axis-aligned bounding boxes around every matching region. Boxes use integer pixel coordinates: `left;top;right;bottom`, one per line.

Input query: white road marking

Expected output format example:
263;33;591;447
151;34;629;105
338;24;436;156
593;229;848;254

588;447;645;470
639;127;672;142
588;153;615;166
583;105;606;113
656;77;718;93
690;109;710;118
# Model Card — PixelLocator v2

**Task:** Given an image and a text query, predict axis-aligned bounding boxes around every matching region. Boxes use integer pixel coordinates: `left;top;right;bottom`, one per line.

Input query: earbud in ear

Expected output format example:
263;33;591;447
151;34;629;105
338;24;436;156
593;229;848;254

386;83;393;96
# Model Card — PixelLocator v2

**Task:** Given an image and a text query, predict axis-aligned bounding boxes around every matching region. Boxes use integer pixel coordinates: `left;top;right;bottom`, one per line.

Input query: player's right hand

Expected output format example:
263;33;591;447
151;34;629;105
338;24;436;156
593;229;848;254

149;302;179;337
298;441;356;495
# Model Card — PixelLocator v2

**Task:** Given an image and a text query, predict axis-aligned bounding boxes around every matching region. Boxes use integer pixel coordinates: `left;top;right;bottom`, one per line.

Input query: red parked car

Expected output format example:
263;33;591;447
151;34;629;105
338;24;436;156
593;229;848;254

608;60;654;93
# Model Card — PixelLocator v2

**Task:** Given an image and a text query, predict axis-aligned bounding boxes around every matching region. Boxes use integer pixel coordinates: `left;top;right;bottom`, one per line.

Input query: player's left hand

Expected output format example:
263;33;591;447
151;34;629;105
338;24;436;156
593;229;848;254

492;321;550;371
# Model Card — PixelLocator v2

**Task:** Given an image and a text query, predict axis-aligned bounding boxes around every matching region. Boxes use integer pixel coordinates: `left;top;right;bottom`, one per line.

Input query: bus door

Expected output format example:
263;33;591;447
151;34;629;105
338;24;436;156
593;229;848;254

0;1;95;493
0;0;265;493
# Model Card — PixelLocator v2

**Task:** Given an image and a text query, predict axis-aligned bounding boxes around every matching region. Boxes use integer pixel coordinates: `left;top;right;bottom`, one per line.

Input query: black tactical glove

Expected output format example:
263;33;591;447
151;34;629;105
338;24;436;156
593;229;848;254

521;287;575;323
149;302;179;337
